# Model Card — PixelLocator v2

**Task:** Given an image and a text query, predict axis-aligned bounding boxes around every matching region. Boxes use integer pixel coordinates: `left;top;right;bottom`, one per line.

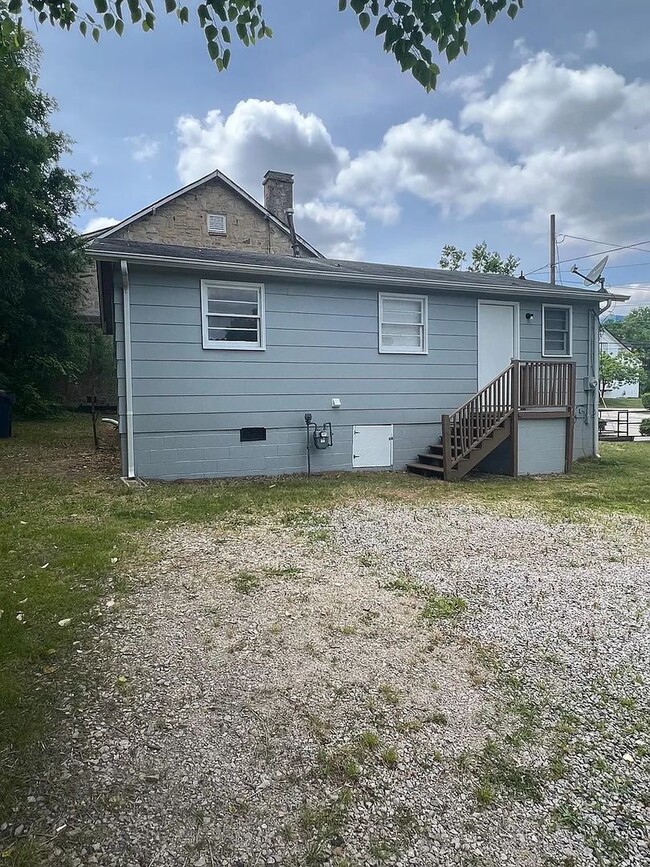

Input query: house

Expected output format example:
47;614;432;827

599;327;640;399
78;169;321;324
85;230;628;482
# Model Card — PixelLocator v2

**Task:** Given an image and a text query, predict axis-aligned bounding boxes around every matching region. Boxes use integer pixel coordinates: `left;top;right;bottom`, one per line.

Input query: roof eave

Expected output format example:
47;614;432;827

86;246;628;303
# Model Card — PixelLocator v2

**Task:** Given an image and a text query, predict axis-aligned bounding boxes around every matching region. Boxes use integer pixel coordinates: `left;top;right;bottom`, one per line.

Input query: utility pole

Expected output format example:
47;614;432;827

549;213;556;285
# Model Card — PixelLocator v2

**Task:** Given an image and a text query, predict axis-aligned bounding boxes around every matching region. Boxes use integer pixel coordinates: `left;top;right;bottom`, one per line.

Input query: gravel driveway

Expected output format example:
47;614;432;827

13;502;650;867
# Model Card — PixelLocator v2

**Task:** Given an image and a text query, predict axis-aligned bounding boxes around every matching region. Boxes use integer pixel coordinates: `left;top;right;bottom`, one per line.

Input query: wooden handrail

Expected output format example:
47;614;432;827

441;359;577;478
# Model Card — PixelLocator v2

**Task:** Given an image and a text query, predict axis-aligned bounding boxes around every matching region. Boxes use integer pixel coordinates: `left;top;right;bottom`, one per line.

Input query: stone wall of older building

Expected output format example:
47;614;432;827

77;264;101;323
110;176;315;257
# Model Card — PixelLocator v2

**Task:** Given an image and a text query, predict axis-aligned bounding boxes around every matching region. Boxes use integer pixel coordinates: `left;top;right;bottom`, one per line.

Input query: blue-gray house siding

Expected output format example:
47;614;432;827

112;264;598;481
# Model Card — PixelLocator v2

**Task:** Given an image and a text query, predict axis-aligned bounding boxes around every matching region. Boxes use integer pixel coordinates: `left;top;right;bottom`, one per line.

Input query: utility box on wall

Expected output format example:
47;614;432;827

352;425;393;468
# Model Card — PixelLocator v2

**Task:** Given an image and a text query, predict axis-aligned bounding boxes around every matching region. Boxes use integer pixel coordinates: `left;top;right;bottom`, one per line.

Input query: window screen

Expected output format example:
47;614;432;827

543;305;572;357
378;293;427;354
201;281;265;350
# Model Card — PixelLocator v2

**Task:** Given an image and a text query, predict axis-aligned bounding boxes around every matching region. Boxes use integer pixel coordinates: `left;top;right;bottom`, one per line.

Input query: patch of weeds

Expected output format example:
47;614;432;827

473;737;545;803
381;746;399;767
369;839;398;862
307;529;331;543
378;684;400;705
316;746;361;783
551;803;582;832
304;838;328;866
229;571;261;594
281;508;329;528
228;797;250;817
420;592;467;622
335;624;357;636
475;781;495;807
467;665;488;687
393;803;419;835
395;718;422;734
383;575;421;595
304;710;331;742
424;710;448;725
0;840;46;867
300;787;354;861
358;729;380;751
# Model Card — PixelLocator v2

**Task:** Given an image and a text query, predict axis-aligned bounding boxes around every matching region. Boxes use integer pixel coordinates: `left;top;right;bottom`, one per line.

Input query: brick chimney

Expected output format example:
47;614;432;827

263;170;294;225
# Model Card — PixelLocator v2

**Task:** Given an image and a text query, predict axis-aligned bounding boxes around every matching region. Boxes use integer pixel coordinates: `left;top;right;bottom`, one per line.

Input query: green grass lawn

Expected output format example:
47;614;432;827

1;413;649;830
600;397;644;409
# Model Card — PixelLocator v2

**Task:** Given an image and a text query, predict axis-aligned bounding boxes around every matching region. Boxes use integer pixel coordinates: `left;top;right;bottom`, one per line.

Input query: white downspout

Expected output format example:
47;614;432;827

595;298;613;457
120;260;136;479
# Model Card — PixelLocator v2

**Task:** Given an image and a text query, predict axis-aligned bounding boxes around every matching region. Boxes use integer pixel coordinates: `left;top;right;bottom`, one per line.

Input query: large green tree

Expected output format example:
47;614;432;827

0;38;89;416
607;309;650;393
439;241;520;275
598;351;642;401
1;0;524;90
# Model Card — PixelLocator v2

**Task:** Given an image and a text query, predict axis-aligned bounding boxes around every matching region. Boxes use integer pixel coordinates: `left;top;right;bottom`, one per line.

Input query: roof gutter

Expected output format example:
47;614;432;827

88;248;629;303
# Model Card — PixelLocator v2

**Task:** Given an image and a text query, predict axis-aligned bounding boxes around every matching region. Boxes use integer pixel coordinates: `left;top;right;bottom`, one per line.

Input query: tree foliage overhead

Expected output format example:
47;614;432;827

0;38;89;416
439;241;520;275
1;0;525;90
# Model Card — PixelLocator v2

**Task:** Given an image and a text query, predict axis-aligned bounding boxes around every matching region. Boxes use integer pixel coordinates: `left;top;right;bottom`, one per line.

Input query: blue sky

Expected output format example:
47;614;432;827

35;0;650;314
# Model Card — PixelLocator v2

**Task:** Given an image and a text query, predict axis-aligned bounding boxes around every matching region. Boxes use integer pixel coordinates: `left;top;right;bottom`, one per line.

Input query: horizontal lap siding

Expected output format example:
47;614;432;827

118;267;598;478
127;268;478;431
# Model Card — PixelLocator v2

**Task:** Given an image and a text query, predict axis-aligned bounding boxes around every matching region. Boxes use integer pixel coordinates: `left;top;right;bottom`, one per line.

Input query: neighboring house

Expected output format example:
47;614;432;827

85;235;627;482
78;169;320;323
599;327;640;399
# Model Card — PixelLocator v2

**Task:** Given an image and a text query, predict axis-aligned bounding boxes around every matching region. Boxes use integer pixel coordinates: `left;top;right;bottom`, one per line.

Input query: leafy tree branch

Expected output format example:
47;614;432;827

1;0;525;89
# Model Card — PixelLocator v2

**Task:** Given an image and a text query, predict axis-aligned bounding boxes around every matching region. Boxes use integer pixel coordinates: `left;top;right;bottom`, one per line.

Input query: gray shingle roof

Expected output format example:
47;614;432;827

86;238;628;302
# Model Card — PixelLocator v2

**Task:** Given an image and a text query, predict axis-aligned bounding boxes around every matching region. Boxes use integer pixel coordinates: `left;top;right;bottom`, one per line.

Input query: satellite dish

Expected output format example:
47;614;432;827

584;255;608;286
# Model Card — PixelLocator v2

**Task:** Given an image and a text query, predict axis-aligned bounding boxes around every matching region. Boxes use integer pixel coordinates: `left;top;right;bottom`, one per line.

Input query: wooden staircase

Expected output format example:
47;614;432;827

407;417;512;480
407;359;576;482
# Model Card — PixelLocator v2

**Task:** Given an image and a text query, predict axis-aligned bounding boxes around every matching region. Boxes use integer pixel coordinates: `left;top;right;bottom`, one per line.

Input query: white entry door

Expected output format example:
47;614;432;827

478;301;520;388
352;425;393;468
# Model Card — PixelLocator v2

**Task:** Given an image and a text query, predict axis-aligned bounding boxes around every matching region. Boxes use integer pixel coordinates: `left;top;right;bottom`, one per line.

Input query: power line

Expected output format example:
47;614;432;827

525;237;650;277
562;233;650;256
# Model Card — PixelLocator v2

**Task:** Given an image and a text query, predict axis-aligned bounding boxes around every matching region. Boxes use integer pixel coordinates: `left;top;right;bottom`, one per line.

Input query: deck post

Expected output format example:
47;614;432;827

441;414;452;481
565;362;577;473
511;360;520;477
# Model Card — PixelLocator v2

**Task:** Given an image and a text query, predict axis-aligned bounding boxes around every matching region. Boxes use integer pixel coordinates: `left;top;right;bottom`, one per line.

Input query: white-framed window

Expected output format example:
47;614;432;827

200;280;265;351
378;293;428;354
542;304;572;357
207;213;227;235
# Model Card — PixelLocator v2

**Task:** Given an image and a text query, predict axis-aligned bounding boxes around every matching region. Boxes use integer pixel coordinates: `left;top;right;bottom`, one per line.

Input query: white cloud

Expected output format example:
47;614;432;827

584;30;599;51
444;64;494;101
333;116;516;221
512;38;533;61
294;200;364;260
176;99;348;200
610;284;650;312
83;216;119;234
127;134;160;163
172;56;650;258
460;52;648;151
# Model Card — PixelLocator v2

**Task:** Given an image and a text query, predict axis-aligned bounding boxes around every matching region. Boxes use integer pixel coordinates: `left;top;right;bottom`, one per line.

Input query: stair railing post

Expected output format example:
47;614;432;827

442;414;452;481
511;360;520;477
